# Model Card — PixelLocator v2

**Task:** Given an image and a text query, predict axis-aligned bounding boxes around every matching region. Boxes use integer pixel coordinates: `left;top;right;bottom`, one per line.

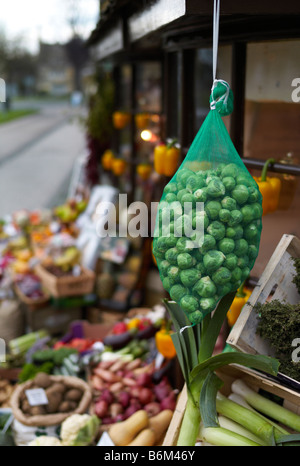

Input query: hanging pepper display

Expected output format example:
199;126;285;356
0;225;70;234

154;140;180;177
101;150;115;170
112;158;127;176
112;111;131;129
137;163;152;181
155;321;177;359
254;158;281;215
135;113;150;129
227;282;252;327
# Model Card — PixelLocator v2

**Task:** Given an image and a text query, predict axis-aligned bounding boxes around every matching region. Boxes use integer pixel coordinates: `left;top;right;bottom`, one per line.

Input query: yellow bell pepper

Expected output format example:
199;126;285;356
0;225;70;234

101;150;115;170
155;322;177;359
137;163;152;181
227;282;251;327
135;113;150;129
154;140;180;177
127;317;141;330
254;158;281;215
112;158;127;176
112;111;131;129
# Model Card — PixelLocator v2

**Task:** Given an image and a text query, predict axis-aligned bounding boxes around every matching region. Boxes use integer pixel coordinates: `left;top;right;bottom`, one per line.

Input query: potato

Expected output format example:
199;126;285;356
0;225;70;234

64;388;83;402
45;387;63;413
21;399;31;414
33;373;52;389
50;382;67;394
30;406;47;416
58;401;78;413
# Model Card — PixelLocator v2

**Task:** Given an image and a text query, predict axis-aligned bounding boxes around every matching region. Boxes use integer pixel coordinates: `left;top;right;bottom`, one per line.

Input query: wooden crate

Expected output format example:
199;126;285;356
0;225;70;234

163;364;300;446
227;234;300;358
35;264;95;298
14;284;50;311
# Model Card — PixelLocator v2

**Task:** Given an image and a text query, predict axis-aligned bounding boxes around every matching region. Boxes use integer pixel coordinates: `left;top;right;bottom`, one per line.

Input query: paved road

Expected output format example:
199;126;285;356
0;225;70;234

0;101;88;218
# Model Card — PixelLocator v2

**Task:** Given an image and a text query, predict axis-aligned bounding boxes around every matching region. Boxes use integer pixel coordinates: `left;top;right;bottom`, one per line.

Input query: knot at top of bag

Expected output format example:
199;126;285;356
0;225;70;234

210;79;234;116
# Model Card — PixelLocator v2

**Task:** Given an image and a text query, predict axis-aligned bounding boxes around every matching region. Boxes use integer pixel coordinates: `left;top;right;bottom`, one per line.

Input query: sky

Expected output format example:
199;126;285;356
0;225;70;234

0;0;100;53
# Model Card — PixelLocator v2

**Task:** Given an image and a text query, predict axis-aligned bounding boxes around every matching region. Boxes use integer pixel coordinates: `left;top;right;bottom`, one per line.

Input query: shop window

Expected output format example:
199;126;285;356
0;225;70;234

194;45;232;135
244;39;300;278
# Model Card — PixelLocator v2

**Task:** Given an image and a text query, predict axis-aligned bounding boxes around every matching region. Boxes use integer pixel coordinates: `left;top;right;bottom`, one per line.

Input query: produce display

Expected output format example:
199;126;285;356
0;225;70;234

0;378;15;408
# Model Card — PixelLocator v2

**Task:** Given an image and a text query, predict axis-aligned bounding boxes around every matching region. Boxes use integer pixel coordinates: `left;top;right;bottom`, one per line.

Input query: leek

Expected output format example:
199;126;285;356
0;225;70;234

216;392;284;445
232;379;300;433
218;416;268;446
199;424;261;447
9;330;48;356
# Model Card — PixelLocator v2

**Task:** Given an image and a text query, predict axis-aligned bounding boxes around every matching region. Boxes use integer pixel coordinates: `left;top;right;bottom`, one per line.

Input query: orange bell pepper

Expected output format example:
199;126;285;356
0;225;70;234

112;111;131;129
227;282;251;327
112;158;127;176
254;158;281;215
102;150;115;170
135;113;150;129
154;140;180;177
137;163;152;181
155;321;176;359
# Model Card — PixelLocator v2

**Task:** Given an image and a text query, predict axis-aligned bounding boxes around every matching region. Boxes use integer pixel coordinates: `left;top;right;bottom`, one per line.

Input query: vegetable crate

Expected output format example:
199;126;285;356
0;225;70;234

227;234;300;374
163;364;300;446
35;264;95;298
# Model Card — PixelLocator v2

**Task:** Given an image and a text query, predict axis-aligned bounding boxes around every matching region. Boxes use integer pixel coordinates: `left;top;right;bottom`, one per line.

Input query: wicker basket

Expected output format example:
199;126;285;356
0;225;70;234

10;375;92;427
14;284;50;311
35;264;95;298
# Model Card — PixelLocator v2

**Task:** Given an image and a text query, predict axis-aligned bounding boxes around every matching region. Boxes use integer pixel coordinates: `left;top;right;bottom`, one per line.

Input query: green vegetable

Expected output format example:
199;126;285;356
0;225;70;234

203;250;225;272
240;205;254;225
193;188;208;202
9;330;48;356
165;247;179;264
179;295;199;314
234;239;248;257
167;265;180;282
226;225;243;240
186;174;206;191
218;238;235;254
206;179;225;198
180;269;201;287
221;163;238;179
222;176;236;192
212;267;232;285
207;221;226;241
177;253;195;270
176;237;194;253
18;362;54;383
232;185;249;205
170;284;188;302
221;196;237;211
199;234;216;254
206;200;222;220
199;297;217;313
224;253;238;271
199;424;261;447
218;209;231;223
193;276;217;298
228;210;243;227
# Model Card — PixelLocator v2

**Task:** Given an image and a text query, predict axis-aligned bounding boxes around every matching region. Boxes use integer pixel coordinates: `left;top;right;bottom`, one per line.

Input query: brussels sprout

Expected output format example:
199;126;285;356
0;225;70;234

206;200;222;220
232;185;249;205
193;188;208;203
216;283;232;297
166;233;178;248
193;276;217;298
178;252;196;270
222;176;236;192
199;297;217;313
181;192;195;208
247;186;260;203
156;236;169;253
206;179;226;198
219;209;231;223
162;276;174;291
221;163;238;179
160;260;170;276
180;295;199;314
193;210;209;230
152;246;165;260
241;266;250;280
244;223;258;241
218;238;235;254
203;250;225;272
216;163;226;175
221;196;237;211
195;261;206;274
170;284;188;302
164;182;177;194
207;221;226;240
228;210;243;227
180;269;201;287
251;203;263;220
177;168;195;185
199;234;217;254
176;236;195;253
234;238;248;257
212;267;232;285
240;205;254;225
226;225;244;240
165;247;179;264
236;175;252;187
186;174;206;192
174;214;193;237
248;244;258;260
177;188;190;202
165;193;177;203
189;310;204;324
224;253;238;271
237;255;249;268
167;265;180;282
230;266;243;283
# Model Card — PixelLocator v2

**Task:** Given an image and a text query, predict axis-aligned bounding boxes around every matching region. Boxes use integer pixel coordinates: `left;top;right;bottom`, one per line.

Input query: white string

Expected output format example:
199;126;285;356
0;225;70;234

210;78;230;111
212;0;220;83
180;324;195;334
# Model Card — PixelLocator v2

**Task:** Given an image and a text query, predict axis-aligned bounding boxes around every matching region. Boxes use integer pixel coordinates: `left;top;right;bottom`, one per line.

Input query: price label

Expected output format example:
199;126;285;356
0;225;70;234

25;388;49;407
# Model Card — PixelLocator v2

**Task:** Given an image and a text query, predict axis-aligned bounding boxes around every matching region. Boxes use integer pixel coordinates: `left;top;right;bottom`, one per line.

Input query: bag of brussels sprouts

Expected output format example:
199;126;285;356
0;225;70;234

153;80;263;326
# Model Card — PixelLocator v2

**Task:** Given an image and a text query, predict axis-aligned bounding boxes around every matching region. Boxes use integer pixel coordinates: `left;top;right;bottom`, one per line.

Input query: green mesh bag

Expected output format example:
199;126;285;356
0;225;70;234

153;80;263;326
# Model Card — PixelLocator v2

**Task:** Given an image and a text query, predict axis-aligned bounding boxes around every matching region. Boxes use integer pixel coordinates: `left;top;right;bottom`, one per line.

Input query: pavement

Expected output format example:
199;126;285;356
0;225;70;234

0;101;88;218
